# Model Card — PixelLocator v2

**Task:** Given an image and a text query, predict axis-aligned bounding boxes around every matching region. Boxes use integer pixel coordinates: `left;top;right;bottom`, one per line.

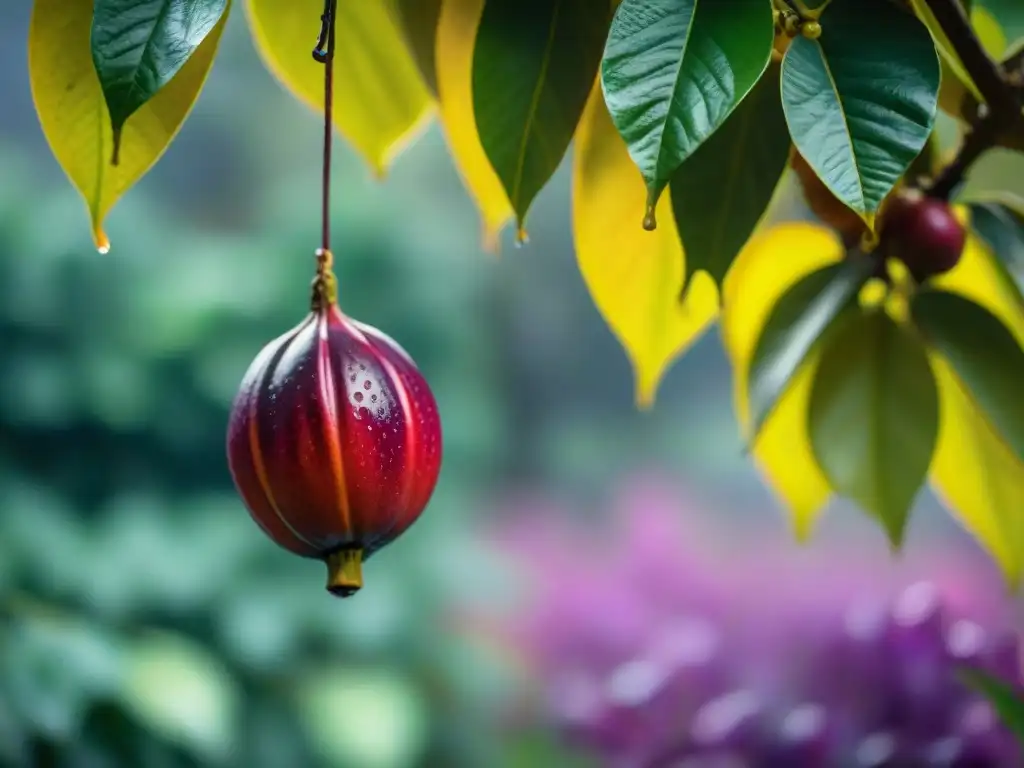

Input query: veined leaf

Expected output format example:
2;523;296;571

929;225;1024;586
246;0;431;177
721;224;843;539
968;199;1024;306
29;0;228;251
747;256;876;444
393;0;443;95
671;61;790;291
91;0;228;162
601;0;774;220
573;85;718;408
912;290;1024;465
808;310;939;547
435;0;513;249
781;0;939;221
473;0;609;233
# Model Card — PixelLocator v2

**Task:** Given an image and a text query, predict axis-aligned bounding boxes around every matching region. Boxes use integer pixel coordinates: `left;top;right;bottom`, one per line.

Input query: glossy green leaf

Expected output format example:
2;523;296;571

671;61;790;291
959;668;1024;749
912;290;1024;465
747;256;876;443
473;0;610;232
781;0;939;220
968;200;1024;305
91;0;229;162
393;0;443;95
601;0;774;221
809;310;940;546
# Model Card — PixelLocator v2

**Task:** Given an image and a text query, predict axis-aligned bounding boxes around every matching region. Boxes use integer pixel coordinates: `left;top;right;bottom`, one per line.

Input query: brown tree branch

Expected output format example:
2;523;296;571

918;0;1021;198
922;0;1019;118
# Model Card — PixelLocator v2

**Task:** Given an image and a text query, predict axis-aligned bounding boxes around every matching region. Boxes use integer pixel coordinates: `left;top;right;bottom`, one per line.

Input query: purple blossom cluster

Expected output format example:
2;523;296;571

484;477;1024;767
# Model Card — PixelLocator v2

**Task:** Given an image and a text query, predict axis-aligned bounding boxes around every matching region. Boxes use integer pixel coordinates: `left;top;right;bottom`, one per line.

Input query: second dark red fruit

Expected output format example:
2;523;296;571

881;190;966;282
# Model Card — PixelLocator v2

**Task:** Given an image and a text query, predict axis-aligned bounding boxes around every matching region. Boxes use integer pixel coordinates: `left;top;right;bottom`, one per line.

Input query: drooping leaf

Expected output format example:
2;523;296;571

747;256;877;444
670;60;790;291
91;0;229;163
959;668;1024;747
721;223;843;539
473;0;610;234
931;354;1024;586
968;199;1024;305
573;85;718;408
29;0;228;251
601;0;774;220
246;0;431;177
929;224;1024;585
912;290;1024;465
435;0;513;248
781;0;939;221
808;310;939;546
392;0;443;95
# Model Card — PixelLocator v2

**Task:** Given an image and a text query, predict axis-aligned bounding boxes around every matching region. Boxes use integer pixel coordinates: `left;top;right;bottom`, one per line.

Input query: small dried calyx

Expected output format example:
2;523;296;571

878;189;966;283
226;253;442;597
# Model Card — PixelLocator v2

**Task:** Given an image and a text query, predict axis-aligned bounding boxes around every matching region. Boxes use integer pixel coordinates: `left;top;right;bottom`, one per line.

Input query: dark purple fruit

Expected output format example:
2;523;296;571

881;190;966;282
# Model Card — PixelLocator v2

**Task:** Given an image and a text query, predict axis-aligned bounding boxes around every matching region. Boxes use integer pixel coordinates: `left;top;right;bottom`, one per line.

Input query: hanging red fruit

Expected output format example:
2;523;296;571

227;251;442;597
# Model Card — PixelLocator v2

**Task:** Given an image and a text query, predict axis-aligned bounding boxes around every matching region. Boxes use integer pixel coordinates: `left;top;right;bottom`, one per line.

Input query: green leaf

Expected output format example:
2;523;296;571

959;668;1024;749
472;0;610;232
912;289;1024;465
808;310;940;546
968;200;1024;305
781;0;940;220
747;256;877;443
392;0;443;95
671;61;790;291
91;0;229;163
601;0;774;222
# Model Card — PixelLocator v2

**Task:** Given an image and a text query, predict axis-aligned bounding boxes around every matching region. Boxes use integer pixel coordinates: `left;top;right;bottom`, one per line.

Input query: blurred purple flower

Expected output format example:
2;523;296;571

479;474;1024;767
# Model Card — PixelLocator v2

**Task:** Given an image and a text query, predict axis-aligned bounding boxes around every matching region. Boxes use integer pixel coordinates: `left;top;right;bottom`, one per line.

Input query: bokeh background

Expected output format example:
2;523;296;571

2;3;1024;767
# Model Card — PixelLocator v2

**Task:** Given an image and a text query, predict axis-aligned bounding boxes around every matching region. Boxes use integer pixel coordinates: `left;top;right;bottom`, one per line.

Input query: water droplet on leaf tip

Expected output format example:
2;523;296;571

515;227;530;246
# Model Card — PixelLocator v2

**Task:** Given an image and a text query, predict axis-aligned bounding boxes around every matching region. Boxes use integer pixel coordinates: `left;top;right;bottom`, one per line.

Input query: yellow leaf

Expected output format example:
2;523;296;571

246;0;431;177
435;0;513;249
29;0;228;252
572;85;717;408
930;356;1024;586
927;222;1024;585
972;7;1007;60
720;223;843;538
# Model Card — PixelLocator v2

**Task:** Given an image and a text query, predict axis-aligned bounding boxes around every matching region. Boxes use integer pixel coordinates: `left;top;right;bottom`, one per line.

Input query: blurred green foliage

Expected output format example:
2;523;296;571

0;136;527;766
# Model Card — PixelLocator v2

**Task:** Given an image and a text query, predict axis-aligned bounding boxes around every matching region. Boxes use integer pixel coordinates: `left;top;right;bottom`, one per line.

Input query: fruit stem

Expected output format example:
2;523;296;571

325;547;364;598
311;247;338;311
313;0;339;260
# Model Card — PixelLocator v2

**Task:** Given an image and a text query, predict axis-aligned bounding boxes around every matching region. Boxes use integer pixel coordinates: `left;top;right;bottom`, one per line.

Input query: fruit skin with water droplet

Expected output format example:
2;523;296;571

880;189;966;283
226;272;442;598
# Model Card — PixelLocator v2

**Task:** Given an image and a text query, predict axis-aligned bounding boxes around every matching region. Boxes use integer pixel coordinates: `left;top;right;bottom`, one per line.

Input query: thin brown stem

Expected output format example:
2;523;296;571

313;0;338;255
925;118;998;199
